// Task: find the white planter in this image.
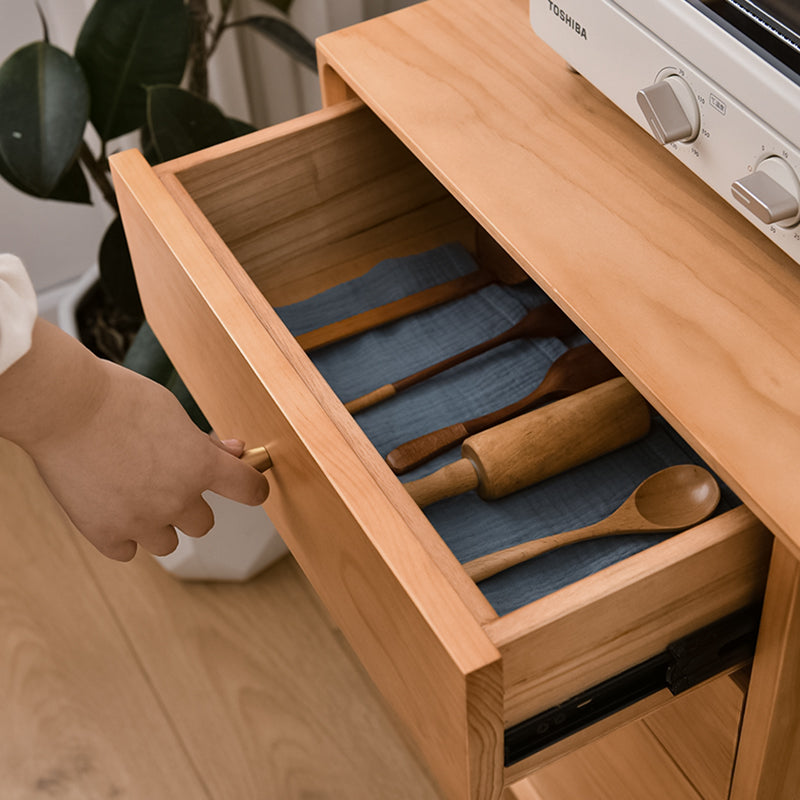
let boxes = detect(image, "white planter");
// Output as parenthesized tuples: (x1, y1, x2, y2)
(157, 491, 288, 581)
(55, 265, 288, 581)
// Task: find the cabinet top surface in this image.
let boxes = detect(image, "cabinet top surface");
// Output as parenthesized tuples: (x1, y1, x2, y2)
(317, 0, 800, 555)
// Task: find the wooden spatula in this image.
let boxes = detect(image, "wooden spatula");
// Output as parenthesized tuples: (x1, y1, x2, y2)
(386, 343, 620, 474)
(345, 303, 577, 413)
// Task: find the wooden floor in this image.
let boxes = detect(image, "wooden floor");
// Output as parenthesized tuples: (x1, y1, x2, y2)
(0, 437, 743, 799)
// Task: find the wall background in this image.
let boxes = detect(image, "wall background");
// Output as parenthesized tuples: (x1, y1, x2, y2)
(0, 0, 418, 299)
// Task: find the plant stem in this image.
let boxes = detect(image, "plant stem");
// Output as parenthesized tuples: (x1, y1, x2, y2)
(187, 0, 211, 99)
(208, 0, 234, 59)
(79, 141, 118, 212)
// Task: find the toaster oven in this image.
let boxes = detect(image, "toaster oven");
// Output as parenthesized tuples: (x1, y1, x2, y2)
(530, 0, 800, 265)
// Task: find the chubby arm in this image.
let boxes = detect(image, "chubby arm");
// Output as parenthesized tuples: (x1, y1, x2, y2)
(0, 318, 269, 561)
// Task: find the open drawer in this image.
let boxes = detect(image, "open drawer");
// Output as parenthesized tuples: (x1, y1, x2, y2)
(110, 98, 772, 800)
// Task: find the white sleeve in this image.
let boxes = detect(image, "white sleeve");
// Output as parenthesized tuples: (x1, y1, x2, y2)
(0, 253, 38, 374)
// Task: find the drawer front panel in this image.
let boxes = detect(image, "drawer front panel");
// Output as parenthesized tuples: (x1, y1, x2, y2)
(488, 504, 771, 728)
(111, 145, 504, 800)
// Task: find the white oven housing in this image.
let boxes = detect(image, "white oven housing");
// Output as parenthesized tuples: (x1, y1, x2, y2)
(530, 0, 800, 264)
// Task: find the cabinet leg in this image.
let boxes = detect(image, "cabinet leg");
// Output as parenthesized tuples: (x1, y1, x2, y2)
(730, 540, 800, 799)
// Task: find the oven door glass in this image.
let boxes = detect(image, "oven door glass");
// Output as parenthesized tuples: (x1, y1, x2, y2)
(690, 0, 800, 80)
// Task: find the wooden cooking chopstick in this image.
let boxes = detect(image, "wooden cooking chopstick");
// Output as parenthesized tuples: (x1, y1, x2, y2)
(296, 270, 494, 352)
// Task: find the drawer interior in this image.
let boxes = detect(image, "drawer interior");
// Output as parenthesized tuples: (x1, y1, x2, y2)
(271, 239, 741, 616)
(171, 99, 480, 307)
(149, 98, 771, 769)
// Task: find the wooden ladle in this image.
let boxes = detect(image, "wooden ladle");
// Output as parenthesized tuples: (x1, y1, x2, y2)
(463, 465, 721, 582)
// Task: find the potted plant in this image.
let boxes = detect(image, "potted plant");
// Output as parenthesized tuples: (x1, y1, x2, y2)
(0, 0, 316, 578)
(0, 0, 314, 402)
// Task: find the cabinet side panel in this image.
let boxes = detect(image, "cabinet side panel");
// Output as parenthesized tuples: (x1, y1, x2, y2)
(731, 541, 800, 800)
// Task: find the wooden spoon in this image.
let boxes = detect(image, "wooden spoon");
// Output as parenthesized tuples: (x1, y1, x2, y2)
(345, 303, 577, 413)
(386, 343, 619, 474)
(463, 465, 721, 582)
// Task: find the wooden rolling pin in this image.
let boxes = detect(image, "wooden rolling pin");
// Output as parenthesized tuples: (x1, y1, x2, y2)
(345, 302, 577, 413)
(404, 377, 651, 508)
(387, 343, 619, 474)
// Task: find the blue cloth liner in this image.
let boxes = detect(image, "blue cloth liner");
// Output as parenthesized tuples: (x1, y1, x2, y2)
(275, 243, 739, 616)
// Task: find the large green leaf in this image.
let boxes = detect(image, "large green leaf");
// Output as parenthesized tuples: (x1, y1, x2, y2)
(0, 151, 90, 204)
(230, 16, 317, 72)
(123, 321, 210, 432)
(146, 86, 247, 162)
(75, 0, 190, 142)
(99, 216, 143, 317)
(225, 117, 258, 138)
(52, 160, 92, 204)
(0, 42, 89, 197)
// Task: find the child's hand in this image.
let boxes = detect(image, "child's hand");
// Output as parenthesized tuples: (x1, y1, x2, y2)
(1, 320, 269, 561)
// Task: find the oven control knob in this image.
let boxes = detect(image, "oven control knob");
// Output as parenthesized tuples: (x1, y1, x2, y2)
(636, 76, 700, 144)
(731, 157, 800, 227)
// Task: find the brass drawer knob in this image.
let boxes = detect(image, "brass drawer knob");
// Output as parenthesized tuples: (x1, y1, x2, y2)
(241, 446, 273, 473)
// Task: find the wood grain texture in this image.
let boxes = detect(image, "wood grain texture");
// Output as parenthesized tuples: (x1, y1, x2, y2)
(460, 377, 648, 500)
(316, 0, 800, 562)
(730, 540, 800, 799)
(511, 674, 743, 800)
(110, 148, 503, 800)
(345, 302, 576, 414)
(76, 527, 443, 799)
(404, 377, 650, 505)
(0, 436, 743, 800)
(152, 144, 500, 629)
(296, 269, 494, 351)
(387, 345, 624, 474)
(466, 465, 721, 582)
(520, 717, 703, 800)
(318, 58, 357, 106)
(645, 676, 744, 800)
(0, 438, 442, 800)
(0, 439, 210, 799)
(110, 3, 792, 792)
(160, 98, 476, 308)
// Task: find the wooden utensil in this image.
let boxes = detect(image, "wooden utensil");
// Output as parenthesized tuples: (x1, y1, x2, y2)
(404, 377, 651, 508)
(387, 343, 620, 474)
(345, 303, 577, 413)
(296, 259, 529, 352)
(463, 465, 720, 582)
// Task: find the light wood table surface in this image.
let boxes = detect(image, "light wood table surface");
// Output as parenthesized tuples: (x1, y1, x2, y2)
(0, 438, 440, 799)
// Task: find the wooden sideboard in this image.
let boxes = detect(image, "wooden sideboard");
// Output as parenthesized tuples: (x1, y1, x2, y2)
(111, 0, 800, 797)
